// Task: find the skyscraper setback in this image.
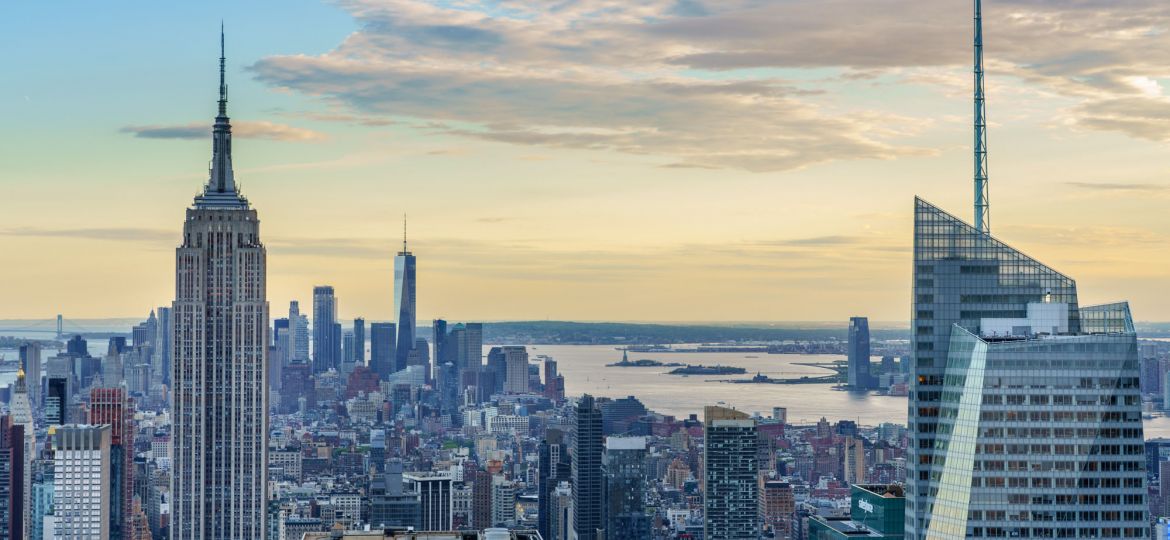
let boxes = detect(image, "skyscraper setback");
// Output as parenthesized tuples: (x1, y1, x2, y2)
(171, 31, 268, 539)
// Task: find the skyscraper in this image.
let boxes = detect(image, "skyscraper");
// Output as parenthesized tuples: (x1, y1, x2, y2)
(353, 317, 366, 365)
(313, 285, 339, 373)
(502, 346, 529, 394)
(393, 226, 417, 373)
(538, 429, 572, 540)
(404, 473, 453, 531)
(88, 388, 135, 539)
(17, 343, 40, 405)
(52, 425, 111, 540)
(846, 316, 871, 390)
(7, 373, 32, 539)
(906, 199, 1148, 538)
(289, 301, 310, 364)
(572, 394, 604, 540)
(154, 306, 172, 387)
(703, 405, 758, 540)
(370, 322, 397, 381)
(171, 31, 268, 539)
(604, 436, 651, 540)
(45, 378, 67, 426)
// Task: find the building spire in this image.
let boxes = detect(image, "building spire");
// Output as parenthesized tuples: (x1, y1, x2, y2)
(219, 21, 228, 117)
(195, 23, 246, 208)
(401, 214, 409, 254)
(973, 0, 990, 233)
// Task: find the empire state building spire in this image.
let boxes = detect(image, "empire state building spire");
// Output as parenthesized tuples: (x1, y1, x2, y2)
(195, 24, 247, 209)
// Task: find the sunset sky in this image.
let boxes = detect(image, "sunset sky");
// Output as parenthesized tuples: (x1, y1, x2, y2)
(4, 0, 1170, 323)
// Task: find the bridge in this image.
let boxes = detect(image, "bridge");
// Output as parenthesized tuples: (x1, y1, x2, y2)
(0, 314, 103, 339)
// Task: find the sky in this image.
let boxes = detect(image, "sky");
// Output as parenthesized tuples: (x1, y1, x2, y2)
(4, 0, 1170, 323)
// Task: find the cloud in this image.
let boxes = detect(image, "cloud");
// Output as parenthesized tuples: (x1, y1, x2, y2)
(248, 0, 937, 173)
(1066, 181, 1170, 192)
(1, 227, 174, 243)
(121, 120, 326, 141)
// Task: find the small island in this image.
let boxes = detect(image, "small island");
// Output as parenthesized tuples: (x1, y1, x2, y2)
(666, 364, 747, 376)
(607, 350, 684, 368)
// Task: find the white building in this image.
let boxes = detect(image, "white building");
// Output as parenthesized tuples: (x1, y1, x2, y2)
(53, 425, 112, 540)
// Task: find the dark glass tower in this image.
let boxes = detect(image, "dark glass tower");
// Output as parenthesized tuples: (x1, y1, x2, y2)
(312, 285, 338, 373)
(538, 428, 571, 540)
(370, 322, 397, 380)
(393, 229, 417, 373)
(907, 199, 1147, 538)
(572, 395, 604, 539)
(847, 316, 871, 389)
(604, 436, 651, 540)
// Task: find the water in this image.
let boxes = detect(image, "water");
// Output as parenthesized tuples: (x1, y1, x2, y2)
(535, 344, 906, 425)
(534, 344, 1170, 438)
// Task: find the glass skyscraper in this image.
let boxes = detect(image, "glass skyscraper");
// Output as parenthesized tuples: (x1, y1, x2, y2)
(907, 198, 1147, 539)
(847, 316, 871, 390)
(394, 237, 417, 374)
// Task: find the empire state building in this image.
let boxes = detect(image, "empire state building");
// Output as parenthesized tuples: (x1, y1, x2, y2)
(172, 30, 269, 539)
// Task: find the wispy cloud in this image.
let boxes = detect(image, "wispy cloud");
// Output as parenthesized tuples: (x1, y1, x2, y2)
(1066, 181, 1170, 192)
(0, 227, 174, 243)
(121, 120, 327, 141)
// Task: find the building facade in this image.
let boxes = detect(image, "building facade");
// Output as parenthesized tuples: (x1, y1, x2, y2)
(907, 199, 1147, 538)
(393, 236, 417, 374)
(572, 395, 604, 540)
(53, 425, 111, 540)
(171, 34, 269, 539)
(847, 316, 871, 390)
(604, 436, 650, 540)
(313, 285, 339, 373)
(703, 405, 758, 540)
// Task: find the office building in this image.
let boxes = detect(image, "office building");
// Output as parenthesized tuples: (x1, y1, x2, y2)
(604, 436, 651, 540)
(289, 301, 310, 364)
(490, 476, 516, 527)
(810, 484, 904, 539)
(88, 388, 135, 539)
(370, 461, 420, 529)
(171, 33, 269, 539)
(761, 480, 794, 538)
(502, 346, 529, 394)
(53, 425, 111, 540)
(8, 372, 33, 538)
(572, 394, 604, 540)
(154, 306, 173, 387)
(371, 322, 397, 380)
(0, 416, 24, 540)
(907, 199, 1148, 538)
(471, 470, 492, 530)
(45, 378, 67, 426)
(394, 230, 417, 373)
(406, 473, 453, 531)
(703, 405, 758, 540)
(842, 436, 865, 485)
(538, 429, 571, 540)
(313, 285, 339, 373)
(17, 343, 40, 405)
(353, 317, 366, 364)
(847, 316, 871, 390)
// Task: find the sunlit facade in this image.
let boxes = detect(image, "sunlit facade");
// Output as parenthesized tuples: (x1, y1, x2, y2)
(908, 198, 1147, 539)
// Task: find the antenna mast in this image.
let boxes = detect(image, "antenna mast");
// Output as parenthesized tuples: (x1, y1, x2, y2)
(973, 0, 990, 233)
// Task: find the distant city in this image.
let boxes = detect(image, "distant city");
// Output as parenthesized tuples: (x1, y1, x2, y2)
(6, 2, 1170, 540)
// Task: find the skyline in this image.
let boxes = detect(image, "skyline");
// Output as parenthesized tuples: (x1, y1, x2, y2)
(7, 1, 1170, 322)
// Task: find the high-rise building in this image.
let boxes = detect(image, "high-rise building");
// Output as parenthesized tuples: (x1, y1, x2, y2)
(45, 378, 67, 426)
(53, 425, 111, 540)
(369, 461, 420, 529)
(810, 484, 904, 539)
(289, 301, 310, 364)
(154, 306, 173, 387)
(760, 480, 794, 538)
(8, 372, 33, 538)
(0, 416, 25, 540)
(405, 473, 452, 531)
(703, 405, 758, 540)
(604, 436, 650, 540)
(393, 229, 417, 374)
(491, 476, 516, 527)
(171, 32, 269, 540)
(353, 318, 366, 365)
(88, 388, 135, 539)
(370, 322, 398, 380)
(846, 316, 871, 390)
(463, 323, 483, 373)
(841, 436, 865, 485)
(907, 199, 1148, 538)
(502, 346, 529, 394)
(471, 470, 493, 530)
(538, 429, 571, 540)
(342, 330, 356, 370)
(313, 285, 339, 373)
(17, 343, 41, 405)
(572, 394, 604, 540)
